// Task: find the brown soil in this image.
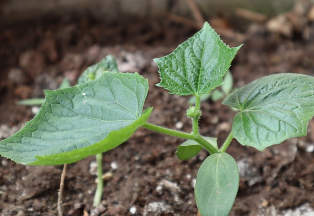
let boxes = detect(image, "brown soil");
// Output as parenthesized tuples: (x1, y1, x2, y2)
(1, 5, 314, 216)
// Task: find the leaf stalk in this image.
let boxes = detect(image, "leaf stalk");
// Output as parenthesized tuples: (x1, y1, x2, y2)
(142, 122, 218, 154)
(93, 153, 103, 206)
(219, 132, 233, 153)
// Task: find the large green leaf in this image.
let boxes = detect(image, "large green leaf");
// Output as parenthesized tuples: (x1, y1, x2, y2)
(0, 72, 150, 165)
(223, 73, 314, 150)
(78, 55, 118, 84)
(195, 153, 239, 216)
(154, 22, 241, 96)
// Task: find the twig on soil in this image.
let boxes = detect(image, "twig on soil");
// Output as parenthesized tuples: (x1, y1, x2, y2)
(164, 12, 201, 29)
(165, 12, 246, 43)
(131, 29, 163, 43)
(235, 8, 268, 22)
(58, 164, 67, 216)
(186, 0, 205, 25)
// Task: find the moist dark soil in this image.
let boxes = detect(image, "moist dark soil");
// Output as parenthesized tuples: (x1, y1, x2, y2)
(1, 8, 314, 216)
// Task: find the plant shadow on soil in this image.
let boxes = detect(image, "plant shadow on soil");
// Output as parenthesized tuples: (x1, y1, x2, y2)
(1, 12, 314, 216)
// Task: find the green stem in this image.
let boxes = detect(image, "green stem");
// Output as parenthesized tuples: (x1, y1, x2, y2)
(142, 123, 218, 154)
(143, 122, 194, 140)
(194, 134, 218, 154)
(192, 117, 199, 135)
(192, 96, 201, 135)
(219, 132, 233, 153)
(93, 153, 103, 206)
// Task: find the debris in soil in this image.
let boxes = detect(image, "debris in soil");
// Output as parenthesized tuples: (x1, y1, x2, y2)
(237, 158, 262, 187)
(7, 68, 28, 85)
(89, 161, 98, 176)
(129, 206, 137, 215)
(17, 166, 61, 200)
(266, 1, 313, 39)
(0, 124, 19, 140)
(143, 202, 174, 216)
(19, 50, 45, 78)
(260, 203, 314, 216)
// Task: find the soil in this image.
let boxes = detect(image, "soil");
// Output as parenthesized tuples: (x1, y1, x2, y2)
(1, 4, 314, 216)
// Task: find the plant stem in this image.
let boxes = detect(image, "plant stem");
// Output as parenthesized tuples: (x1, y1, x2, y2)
(219, 132, 233, 153)
(142, 123, 218, 154)
(143, 122, 194, 140)
(93, 153, 103, 206)
(194, 134, 218, 154)
(192, 95, 201, 135)
(58, 164, 67, 216)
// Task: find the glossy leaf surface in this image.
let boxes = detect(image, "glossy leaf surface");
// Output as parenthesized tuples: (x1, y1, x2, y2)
(195, 153, 239, 216)
(223, 73, 314, 150)
(0, 72, 150, 165)
(154, 22, 241, 96)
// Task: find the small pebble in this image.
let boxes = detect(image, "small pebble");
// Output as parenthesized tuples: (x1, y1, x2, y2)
(31, 107, 40, 115)
(210, 116, 219, 124)
(217, 122, 231, 132)
(156, 185, 163, 193)
(192, 179, 196, 188)
(102, 171, 113, 181)
(175, 121, 183, 129)
(2, 159, 8, 166)
(306, 144, 314, 153)
(130, 206, 137, 214)
(111, 162, 118, 170)
(89, 161, 98, 175)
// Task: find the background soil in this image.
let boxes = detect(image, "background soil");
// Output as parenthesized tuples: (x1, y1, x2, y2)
(1, 2, 314, 216)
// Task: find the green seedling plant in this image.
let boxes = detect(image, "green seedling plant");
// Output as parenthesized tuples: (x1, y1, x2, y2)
(2, 22, 314, 216)
(16, 55, 119, 207)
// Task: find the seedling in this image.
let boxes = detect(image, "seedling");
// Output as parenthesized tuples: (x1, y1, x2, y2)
(2, 22, 314, 216)
(15, 55, 119, 208)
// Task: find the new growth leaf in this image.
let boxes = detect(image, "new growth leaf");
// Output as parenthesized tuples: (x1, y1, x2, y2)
(154, 22, 241, 96)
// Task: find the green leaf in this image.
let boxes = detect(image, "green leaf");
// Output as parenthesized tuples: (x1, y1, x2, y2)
(176, 137, 217, 160)
(17, 98, 46, 106)
(223, 73, 314, 150)
(195, 153, 239, 216)
(78, 55, 118, 84)
(221, 70, 233, 95)
(154, 22, 241, 96)
(0, 72, 150, 165)
(59, 78, 71, 89)
(211, 90, 224, 101)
